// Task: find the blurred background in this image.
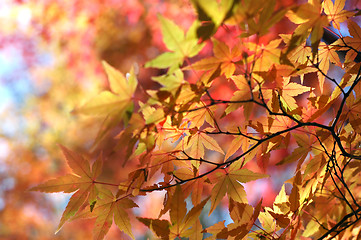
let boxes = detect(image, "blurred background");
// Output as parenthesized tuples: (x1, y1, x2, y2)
(0, 0, 197, 238)
(1, 0, 361, 239)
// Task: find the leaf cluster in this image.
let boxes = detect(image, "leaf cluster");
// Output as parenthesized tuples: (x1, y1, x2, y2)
(31, 0, 361, 239)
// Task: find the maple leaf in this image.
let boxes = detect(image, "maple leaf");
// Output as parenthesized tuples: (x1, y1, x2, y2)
(184, 128, 224, 166)
(139, 102, 165, 125)
(277, 132, 314, 165)
(259, 211, 277, 233)
(74, 61, 137, 116)
(191, 0, 236, 40)
(173, 166, 205, 205)
(280, 34, 312, 65)
(289, 171, 302, 213)
(157, 116, 188, 147)
(267, 115, 294, 134)
(187, 39, 242, 78)
(72, 61, 137, 146)
(228, 199, 254, 226)
(322, 0, 354, 30)
(285, 2, 328, 57)
(30, 145, 103, 233)
(273, 184, 290, 214)
(279, 77, 310, 112)
(72, 188, 138, 240)
(303, 219, 321, 237)
(202, 221, 226, 240)
(225, 74, 254, 116)
(151, 69, 184, 95)
(242, 0, 288, 37)
(24, 0, 361, 239)
(145, 16, 205, 72)
(211, 199, 262, 239)
(258, 185, 293, 231)
(346, 94, 361, 134)
(314, 42, 341, 92)
(148, 151, 175, 184)
(225, 134, 257, 161)
(233, 201, 263, 238)
(138, 186, 208, 239)
(333, 19, 361, 63)
(246, 39, 282, 72)
(209, 167, 269, 214)
(185, 104, 216, 128)
(259, 66, 309, 114)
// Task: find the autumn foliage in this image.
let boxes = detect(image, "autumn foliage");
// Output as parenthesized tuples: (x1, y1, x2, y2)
(27, 0, 361, 239)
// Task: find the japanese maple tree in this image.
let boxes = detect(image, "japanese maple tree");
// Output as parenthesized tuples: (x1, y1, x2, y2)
(31, 0, 361, 239)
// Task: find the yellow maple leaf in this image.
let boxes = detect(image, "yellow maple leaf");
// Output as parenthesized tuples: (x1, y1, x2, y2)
(285, 1, 328, 57)
(185, 128, 224, 161)
(323, 0, 354, 30)
(72, 61, 137, 146)
(74, 61, 137, 116)
(187, 39, 242, 78)
(209, 168, 269, 214)
(279, 77, 310, 112)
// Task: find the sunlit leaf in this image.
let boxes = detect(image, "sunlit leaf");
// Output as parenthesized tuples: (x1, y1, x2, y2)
(31, 146, 103, 233)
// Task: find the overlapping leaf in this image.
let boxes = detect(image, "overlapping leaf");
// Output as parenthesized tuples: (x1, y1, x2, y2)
(242, 0, 288, 37)
(246, 39, 282, 72)
(334, 19, 361, 63)
(187, 39, 242, 78)
(138, 186, 208, 239)
(185, 128, 224, 163)
(225, 75, 253, 116)
(285, 2, 328, 57)
(279, 77, 310, 112)
(191, 0, 236, 40)
(209, 168, 269, 214)
(72, 188, 138, 240)
(185, 104, 216, 128)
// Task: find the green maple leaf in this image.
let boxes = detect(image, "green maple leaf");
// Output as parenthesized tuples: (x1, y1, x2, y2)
(145, 16, 205, 72)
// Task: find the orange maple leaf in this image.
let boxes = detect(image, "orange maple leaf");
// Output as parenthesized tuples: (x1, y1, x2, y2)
(209, 167, 268, 214)
(334, 20, 361, 63)
(30, 145, 103, 233)
(184, 128, 224, 167)
(71, 188, 138, 240)
(138, 186, 208, 239)
(187, 39, 242, 78)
